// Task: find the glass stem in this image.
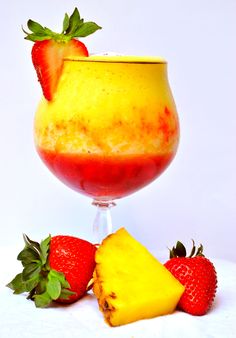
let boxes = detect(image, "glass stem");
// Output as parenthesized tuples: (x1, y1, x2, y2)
(92, 200, 116, 244)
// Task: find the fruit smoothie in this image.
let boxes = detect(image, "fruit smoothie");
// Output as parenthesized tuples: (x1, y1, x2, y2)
(34, 56, 179, 200)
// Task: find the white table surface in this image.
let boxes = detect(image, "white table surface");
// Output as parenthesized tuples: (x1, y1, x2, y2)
(1, 247, 236, 338)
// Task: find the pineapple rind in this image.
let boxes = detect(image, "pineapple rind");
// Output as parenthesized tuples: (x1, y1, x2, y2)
(93, 228, 185, 326)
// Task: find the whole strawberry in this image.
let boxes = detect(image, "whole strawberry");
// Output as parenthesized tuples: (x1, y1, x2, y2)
(7, 234, 96, 307)
(164, 241, 217, 315)
(23, 7, 101, 100)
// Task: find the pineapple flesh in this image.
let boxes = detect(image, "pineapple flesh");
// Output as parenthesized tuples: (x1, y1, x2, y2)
(93, 228, 185, 326)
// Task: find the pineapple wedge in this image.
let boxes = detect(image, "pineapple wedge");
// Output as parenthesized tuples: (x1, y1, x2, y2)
(93, 228, 185, 326)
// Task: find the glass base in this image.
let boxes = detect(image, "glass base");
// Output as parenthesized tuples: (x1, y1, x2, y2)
(92, 200, 116, 244)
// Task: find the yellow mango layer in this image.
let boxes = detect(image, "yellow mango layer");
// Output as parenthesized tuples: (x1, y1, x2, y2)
(34, 56, 179, 155)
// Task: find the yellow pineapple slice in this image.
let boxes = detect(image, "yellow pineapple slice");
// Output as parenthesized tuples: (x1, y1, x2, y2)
(93, 228, 185, 326)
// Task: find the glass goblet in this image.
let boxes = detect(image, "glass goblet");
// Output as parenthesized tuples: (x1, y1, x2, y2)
(34, 55, 179, 242)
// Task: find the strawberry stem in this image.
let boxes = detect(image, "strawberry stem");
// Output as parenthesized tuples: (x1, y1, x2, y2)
(169, 240, 205, 258)
(23, 7, 101, 43)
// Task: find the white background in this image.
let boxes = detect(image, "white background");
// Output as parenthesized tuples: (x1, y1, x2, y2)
(0, 0, 235, 261)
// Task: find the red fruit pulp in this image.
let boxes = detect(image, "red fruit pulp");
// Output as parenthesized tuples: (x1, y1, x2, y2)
(37, 149, 175, 200)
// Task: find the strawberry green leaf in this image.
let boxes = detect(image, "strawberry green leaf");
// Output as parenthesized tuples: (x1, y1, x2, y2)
(169, 241, 187, 258)
(17, 247, 40, 266)
(196, 243, 204, 257)
(23, 234, 41, 254)
(22, 262, 41, 280)
(49, 270, 70, 288)
(43, 27, 56, 37)
(24, 6, 101, 43)
(60, 288, 75, 300)
(6, 273, 27, 294)
(74, 22, 102, 37)
(189, 240, 196, 258)
(40, 235, 51, 265)
(27, 20, 45, 34)
(169, 240, 206, 258)
(25, 276, 40, 292)
(49, 269, 65, 281)
(66, 7, 81, 35)
(24, 33, 51, 42)
(35, 278, 47, 295)
(34, 292, 51, 308)
(46, 277, 61, 300)
(176, 241, 187, 257)
(62, 13, 70, 33)
(170, 248, 175, 258)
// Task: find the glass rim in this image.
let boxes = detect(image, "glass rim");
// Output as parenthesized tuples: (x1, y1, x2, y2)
(64, 55, 167, 64)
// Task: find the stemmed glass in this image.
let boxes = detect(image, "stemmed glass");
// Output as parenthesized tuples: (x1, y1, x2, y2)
(34, 55, 179, 242)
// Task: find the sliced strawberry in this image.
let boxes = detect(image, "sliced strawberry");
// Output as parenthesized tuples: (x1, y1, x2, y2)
(23, 7, 101, 100)
(31, 39, 88, 100)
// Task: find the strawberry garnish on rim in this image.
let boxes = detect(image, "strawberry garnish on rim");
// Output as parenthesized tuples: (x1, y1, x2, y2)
(23, 7, 101, 100)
